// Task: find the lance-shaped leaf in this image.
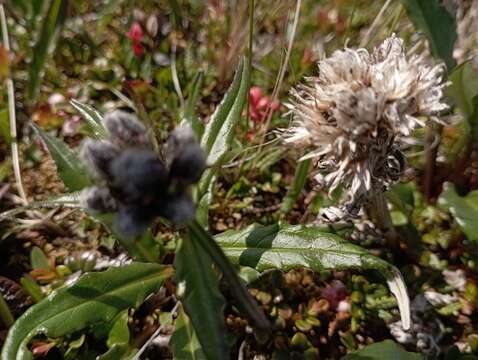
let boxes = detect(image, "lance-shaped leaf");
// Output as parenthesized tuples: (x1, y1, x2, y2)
(70, 99, 108, 139)
(1, 263, 174, 360)
(196, 58, 249, 220)
(174, 237, 229, 360)
(181, 71, 205, 139)
(215, 223, 411, 330)
(27, 0, 68, 102)
(33, 126, 91, 191)
(200, 58, 248, 166)
(400, 0, 456, 70)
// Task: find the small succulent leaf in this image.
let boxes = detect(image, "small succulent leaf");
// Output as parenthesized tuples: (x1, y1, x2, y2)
(400, 0, 456, 70)
(33, 125, 91, 191)
(70, 99, 109, 139)
(170, 305, 207, 360)
(215, 223, 411, 329)
(341, 340, 423, 360)
(1, 263, 174, 360)
(181, 71, 205, 139)
(30, 247, 50, 270)
(20, 277, 44, 303)
(27, 0, 68, 102)
(174, 237, 229, 360)
(438, 182, 478, 242)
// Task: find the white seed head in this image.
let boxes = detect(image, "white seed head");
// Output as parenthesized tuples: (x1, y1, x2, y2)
(283, 35, 449, 209)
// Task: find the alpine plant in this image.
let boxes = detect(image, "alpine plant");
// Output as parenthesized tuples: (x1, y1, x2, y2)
(79, 110, 206, 237)
(283, 35, 449, 220)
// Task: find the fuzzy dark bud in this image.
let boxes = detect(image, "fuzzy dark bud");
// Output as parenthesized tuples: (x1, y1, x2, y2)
(80, 112, 204, 237)
(104, 110, 147, 146)
(160, 193, 195, 225)
(165, 125, 206, 184)
(80, 139, 120, 180)
(114, 205, 152, 238)
(110, 148, 168, 202)
(80, 186, 117, 213)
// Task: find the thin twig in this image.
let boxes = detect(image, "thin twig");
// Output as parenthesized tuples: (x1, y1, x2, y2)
(360, 0, 392, 47)
(0, 4, 28, 205)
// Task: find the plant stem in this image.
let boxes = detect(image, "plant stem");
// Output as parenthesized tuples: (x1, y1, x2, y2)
(187, 219, 271, 334)
(365, 191, 399, 250)
(424, 123, 442, 202)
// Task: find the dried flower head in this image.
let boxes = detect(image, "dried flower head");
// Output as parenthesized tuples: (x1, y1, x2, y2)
(283, 35, 448, 219)
(79, 111, 206, 237)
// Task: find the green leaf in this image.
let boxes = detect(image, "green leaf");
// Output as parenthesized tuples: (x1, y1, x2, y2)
(70, 99, 109, 139)
(448, 61, 478, 117)
(33, 126, 91, 191)
(20, 277, 44, 303)
(0, 293, 14, 328)
(281, 159, 311, 214)
(182, 71, 205, 139)
(438, 182, 478, 242)
(186, 220, 270, 332)
(215, 223, 411, 330)
(195, 172, 216, 228)
(174, 236, 229, 360)
(400, 0, 456, 70)
(30, 246, 50, 270)
(341, 340, 423, 360)
(386, 183, 415, 220)
(1, 263, 174, 360)
(106, 310, 130, 348)
(170, 305, 207, 360)
(200, 57, 249, 166)
(196, 57, 250, 222)
(64, 334, 85, 357)
(27, 0, 68, 102)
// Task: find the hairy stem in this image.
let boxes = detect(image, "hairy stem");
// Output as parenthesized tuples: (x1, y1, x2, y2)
(424, 123, 443, 202)
(366, 191, 399, 250)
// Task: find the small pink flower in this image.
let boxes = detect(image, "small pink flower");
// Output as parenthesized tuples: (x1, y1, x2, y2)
(127, 22, 144, 42)
(248, 86, 280, 123)
(249, 86, 262, 107)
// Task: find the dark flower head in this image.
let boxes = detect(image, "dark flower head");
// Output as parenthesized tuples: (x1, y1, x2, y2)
(164, 125, 206, 185)
(80, 111, 205, 237)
